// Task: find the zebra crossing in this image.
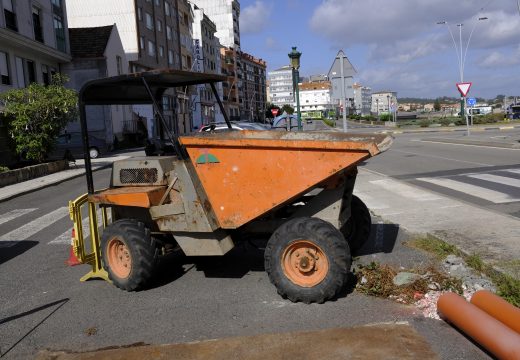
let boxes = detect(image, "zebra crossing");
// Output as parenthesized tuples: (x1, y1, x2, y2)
(0, 206, 104, 248)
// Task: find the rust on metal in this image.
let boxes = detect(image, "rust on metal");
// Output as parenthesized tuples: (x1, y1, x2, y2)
(88, 186, 166, 208)
(282, 240, 329, 287)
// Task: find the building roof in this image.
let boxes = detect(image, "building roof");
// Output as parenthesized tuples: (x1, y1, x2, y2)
(299, 81, 331, 91)
(69, 25, 114, 59)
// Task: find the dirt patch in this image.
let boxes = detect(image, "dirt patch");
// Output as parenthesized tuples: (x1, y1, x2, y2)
(37, 323, 438, 360)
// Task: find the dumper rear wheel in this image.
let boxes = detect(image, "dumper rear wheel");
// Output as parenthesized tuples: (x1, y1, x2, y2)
(341, 195, 371, 254)
(101, 219, 158, 291)
(265, 217, 350, 304)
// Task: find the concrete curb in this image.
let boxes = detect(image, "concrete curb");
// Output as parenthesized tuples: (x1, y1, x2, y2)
(0, 163, 112, 203)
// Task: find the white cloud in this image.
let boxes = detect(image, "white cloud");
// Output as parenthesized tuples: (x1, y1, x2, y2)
(240, 1, 273, 34)
(478, 45, 520, 67)
(309, 0, 520, 62)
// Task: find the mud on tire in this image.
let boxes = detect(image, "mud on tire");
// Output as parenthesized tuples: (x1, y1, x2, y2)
(101, 219, 159, 291)
(264, 217, 351, 304)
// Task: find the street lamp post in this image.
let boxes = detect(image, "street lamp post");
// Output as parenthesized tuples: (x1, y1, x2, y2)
(288, 47, 302, 131)
(376, 98, 379, 121)
(437, 17, 488, 135)
(387, 95, 390, 122)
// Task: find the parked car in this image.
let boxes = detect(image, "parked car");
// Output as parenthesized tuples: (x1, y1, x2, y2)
(199, 121, 271, 132)
(272, 114, 300, 130)
(47, 133, 107, 160)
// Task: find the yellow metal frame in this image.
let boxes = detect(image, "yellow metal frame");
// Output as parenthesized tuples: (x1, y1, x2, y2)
(69, 193, 111, 283)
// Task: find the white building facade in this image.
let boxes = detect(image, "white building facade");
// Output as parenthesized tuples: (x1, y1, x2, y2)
(353, 83, 372, 116)
(190, 0, 240, 49)
(371, 91, 397, 115)
(268, 65, 293, 107)
(299, 81, 331, 115)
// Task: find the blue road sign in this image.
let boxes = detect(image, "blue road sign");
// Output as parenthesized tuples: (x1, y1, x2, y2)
(467, 97, 477, 106)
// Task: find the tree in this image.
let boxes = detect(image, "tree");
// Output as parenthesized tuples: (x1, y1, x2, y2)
(0, 74, 78, 162)
(281, 104, 294, 114)
(434, 98, 441, 112)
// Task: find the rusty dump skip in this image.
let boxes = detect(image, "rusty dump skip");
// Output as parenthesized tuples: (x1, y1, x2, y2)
(180, 131, 392, 229)
(88, 186, 166, 208)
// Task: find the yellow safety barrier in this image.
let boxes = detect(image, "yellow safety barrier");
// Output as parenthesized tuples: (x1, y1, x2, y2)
(69, 193, 111, 283)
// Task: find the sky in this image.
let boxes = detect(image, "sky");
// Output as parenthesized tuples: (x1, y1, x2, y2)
(238, 0, 520, 99)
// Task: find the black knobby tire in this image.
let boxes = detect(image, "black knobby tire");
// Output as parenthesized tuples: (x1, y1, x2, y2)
(264, 217, 351, 304)
(101, 219, 159, 291)
(341, 195, 371, 254)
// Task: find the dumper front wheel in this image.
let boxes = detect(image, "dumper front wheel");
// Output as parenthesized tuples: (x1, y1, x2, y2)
(101, 219, 158, 291)
(341, 195, 371, 254)
(265, 217, 350, 304)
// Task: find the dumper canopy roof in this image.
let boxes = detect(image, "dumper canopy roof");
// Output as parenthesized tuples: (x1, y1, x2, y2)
(80, 68, 227, 105)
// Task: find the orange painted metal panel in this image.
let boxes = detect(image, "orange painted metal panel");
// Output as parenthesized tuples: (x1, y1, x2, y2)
(180, 132, 381, 229)
(88, 186, 166, 208)
(437, 292, 520, 360)
(471, 290, 520, 334)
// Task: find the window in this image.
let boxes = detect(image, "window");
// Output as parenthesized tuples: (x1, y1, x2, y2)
(32, 6, 43, 42)
(0, 51, 10, 85)
(137, 7, 142, 21)
(166, 25, 172, 40)
(154, 0, 159, 6)
(51, 0, 61, 8)
(116, 56, 122, 75)
(159, 45, 164, 57)
(53, 15, 66, 52)
(145, 12, 153, 30)
(156, 19, 162, 32)
(147, 40, 155, 56)
(41, 64, 49, 85)
(3, 0, 17, 31)
(162, 96, 171, 110)
(139, 36, 145, 50)
(168, 50, 173, 65)
(14, 57, 36, 87)
(164, 2, 170, 16)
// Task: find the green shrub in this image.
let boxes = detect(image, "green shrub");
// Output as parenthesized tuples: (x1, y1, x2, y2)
(439, 118, 452, 126)
(379, 113, 392, 122)
(0, 166, 9, 173)
(419, 119, 430, 127)
(323, 118, 335, 127)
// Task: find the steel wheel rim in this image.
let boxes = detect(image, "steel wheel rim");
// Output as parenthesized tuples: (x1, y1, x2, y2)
(282, 240, 329, 287)
(107, 237, 131, 278)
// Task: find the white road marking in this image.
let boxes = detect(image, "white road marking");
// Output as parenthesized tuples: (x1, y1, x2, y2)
(416, 139, 520, 152)
(505, 169, 520, 175)
(416, 177, 520, 204)
(391, 148, 492, 166)
(467, 173, 520, 188)
(0, 208, 37, 226)
(353, 191, 389, 210)
(48, 209, 110, 245)
(370, 179, 442, 201)
(0, 207, 69, 246)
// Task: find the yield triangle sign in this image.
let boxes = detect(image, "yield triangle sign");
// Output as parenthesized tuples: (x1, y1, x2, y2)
(456, 82, 472, 97)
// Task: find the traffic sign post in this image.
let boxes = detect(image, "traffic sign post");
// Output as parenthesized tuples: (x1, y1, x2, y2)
(467, 98, 476, 126)
(456, 82, 472, 136)
(328, 50, 356, 133)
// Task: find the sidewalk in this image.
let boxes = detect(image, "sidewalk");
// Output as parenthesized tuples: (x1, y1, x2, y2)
(0, 149, 144, 202)
(355, 168, 520, 280)
(380, 123, 520, 135)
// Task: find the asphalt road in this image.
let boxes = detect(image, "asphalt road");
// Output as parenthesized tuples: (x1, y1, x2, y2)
(0, 153, 491, 359)
(362, 129, 520, 218)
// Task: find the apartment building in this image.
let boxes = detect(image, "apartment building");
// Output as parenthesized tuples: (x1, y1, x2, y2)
(267, 66, 294, 108)
(353, 83, 372, 116)
(299, 81, 331, 116)
(240, 51, 266, 122)
(191, 0, 245, 118)
(371, 91, 397, 115)
(66, 0, 195, 136)
(0, 0, 71, 165)
(191, 4, 222, 128)
(62, 25, 133, 146)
